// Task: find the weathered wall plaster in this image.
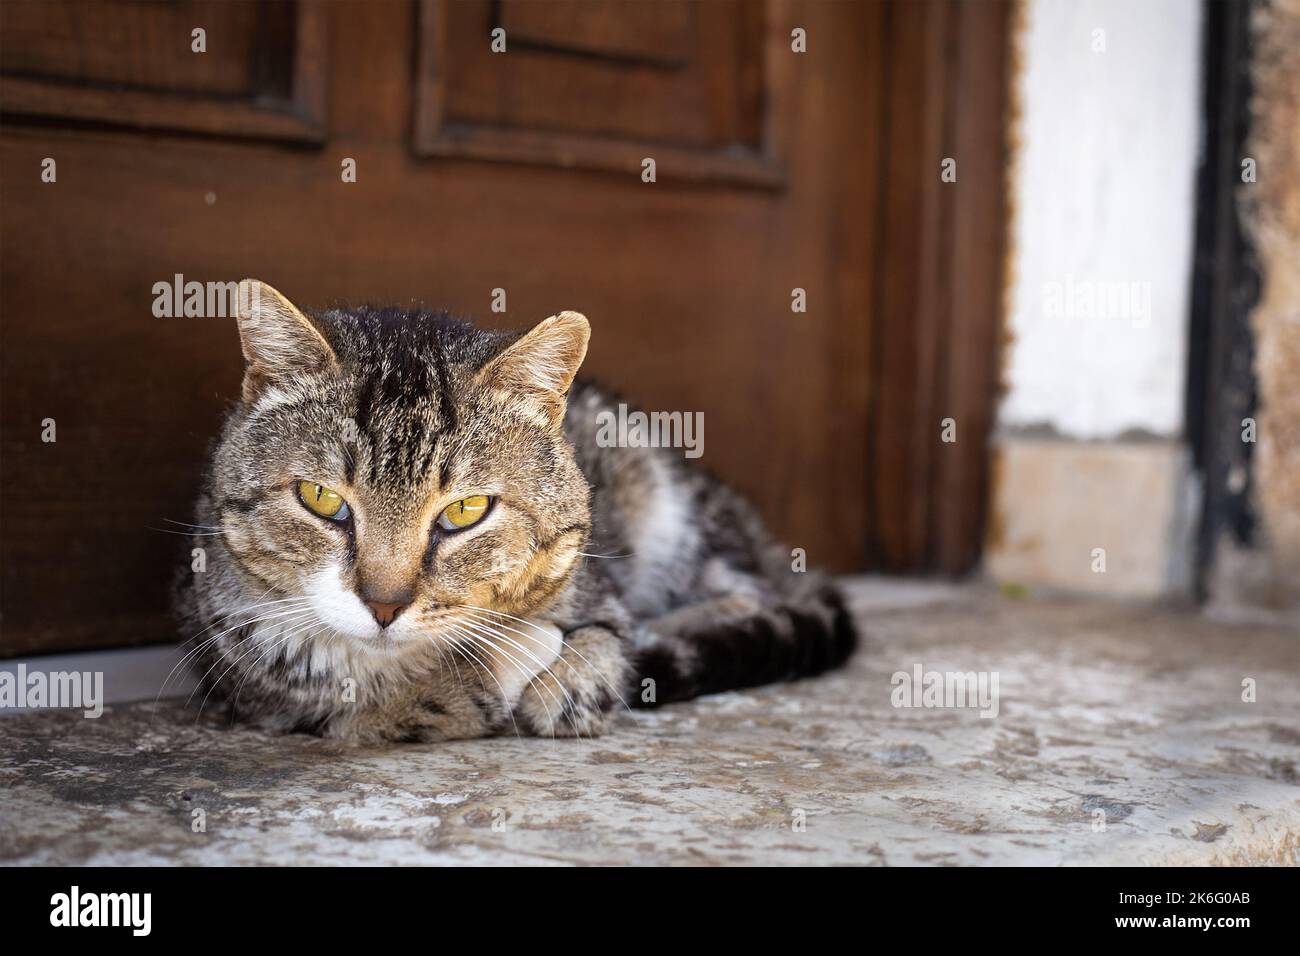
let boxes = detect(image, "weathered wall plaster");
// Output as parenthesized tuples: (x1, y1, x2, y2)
(1219, 0, 1300, 616)
(1000, 0, 1202, 440)
(989, 0, 1203, 596)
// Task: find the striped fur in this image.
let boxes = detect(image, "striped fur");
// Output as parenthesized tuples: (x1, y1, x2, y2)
(175, 281, 857, 743)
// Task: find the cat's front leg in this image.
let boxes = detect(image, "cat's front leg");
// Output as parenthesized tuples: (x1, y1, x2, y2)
(327, 623, 564, 744)
(515, 623, 629, 738)
(325, 680, 499, 744)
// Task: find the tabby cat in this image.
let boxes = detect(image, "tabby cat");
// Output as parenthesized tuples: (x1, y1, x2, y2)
(175, 280, 856, 742)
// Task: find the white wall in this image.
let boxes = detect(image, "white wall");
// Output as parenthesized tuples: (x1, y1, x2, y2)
(1000, 0, 1202, 439)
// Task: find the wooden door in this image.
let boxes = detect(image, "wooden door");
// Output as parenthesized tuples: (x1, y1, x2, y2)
(0, 0, 1008, 657)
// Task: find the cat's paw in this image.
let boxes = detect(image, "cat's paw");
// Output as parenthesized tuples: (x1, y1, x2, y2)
(517, 673, 610, 738)
(514, 624, 626, 738)
(334, 692, 494, 744)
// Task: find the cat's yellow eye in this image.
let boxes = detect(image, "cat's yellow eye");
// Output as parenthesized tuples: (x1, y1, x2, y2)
(437, 495, 491, 532)
(297, 481, 351, 521)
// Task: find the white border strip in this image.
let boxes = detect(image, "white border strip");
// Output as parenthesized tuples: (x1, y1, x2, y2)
(0, 645, 196, 715)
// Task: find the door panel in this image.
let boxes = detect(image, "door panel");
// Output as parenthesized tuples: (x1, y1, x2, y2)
(0, 0, 327, 142)
(415, 0, 777, 185)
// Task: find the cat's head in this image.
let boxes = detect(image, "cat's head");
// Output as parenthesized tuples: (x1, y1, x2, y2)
(208, 279, 591, 654)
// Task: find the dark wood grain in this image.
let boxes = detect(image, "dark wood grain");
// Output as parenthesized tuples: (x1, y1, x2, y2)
(0, 0, 327, 143)
(932, 0, 1010, 574)
(867, 0, 1011, 575)
(414, 0, 779, 186)
(499, 0, 695, 65)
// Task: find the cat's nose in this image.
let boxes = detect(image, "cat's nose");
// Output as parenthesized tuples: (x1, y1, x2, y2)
(363, 599, 408, 628)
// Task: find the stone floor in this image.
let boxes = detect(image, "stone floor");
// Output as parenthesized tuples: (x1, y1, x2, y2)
(1, 581, 1297, 865)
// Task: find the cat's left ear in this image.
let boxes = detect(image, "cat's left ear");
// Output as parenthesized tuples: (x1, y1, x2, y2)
(235, 279, 337, 403)
(479, 311, 589, 424)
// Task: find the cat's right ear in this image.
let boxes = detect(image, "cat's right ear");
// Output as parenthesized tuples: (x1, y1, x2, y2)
(235, 279, 337, 403)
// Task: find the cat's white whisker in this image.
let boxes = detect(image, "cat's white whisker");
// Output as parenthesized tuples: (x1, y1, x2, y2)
(430, 630, 453, 680)
(454, 625, 568, 737)
(198, 611, 323, 720)
(457, 607, 623, 719)
(178, 596, 308, 652)
(429, 624, 473, 697)
(189, 608, 317, 712)
(187, 608, 317, 713)
(456, 605, 633, 716)
(448, 642, 493, 704)
(452, 616, 577, 732)
(442, 626, 525, 740)
(155, 597, 310, 708)
(460, 629, 571, 741)
(429, 624, 467, 691)
(230, 619, 326, 716)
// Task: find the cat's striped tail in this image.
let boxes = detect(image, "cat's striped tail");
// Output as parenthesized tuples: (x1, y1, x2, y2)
(627, 578, 858, 706)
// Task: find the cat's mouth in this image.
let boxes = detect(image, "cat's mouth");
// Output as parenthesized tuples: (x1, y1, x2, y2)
(326, 605, 472, 656)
